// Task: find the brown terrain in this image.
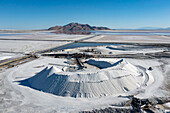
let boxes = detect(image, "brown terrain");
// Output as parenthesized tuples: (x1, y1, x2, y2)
(48, 23, 111, 34)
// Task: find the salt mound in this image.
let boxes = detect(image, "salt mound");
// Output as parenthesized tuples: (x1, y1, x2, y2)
(18, 59, 143, 98)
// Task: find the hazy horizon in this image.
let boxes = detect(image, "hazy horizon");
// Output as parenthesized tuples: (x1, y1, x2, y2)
(0, 25, 170, 30)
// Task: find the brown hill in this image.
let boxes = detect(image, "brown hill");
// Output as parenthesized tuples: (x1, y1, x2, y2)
(48, 23, 111, 31)
(48, 23, 111, 34)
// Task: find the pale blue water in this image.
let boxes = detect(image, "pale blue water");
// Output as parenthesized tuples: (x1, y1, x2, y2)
(0, 33, 31, 36)
(151, 33, 170, 35)
(91, 31, 170, 36)
(60, 42, 120, 50)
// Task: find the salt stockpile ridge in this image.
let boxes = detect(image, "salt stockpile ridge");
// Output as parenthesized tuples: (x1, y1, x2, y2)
(18, 59, 145, 98)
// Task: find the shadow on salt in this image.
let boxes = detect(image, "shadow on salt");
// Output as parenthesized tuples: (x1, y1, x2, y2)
(87, 59, 123, 69)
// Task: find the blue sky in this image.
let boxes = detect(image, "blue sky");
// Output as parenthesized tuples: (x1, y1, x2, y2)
(0, 0, 170, 29)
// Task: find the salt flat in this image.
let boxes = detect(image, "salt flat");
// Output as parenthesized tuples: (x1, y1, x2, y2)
(0, 32, 90, 61)
(83, 35, 170, 44)
(0, 53, 23, 61)
(0, 33, 92, 41)
(0, 40, 68, 53)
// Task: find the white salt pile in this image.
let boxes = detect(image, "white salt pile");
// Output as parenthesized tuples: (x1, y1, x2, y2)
(19, 59, 145, 98)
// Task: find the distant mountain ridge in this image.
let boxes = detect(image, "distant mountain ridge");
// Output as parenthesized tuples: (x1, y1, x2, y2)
(48, 23, 110, 34)
(137, 27, 170, 30)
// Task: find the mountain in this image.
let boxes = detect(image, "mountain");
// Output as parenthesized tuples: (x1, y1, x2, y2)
(48, 23, 111, 34)
(48, 22, 111, 31)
